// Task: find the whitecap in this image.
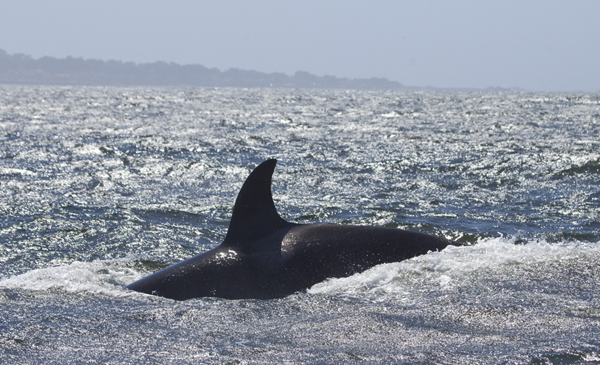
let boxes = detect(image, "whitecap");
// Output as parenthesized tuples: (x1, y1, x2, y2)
(308, 237, 600, 298)
(0, 259, 146, 297)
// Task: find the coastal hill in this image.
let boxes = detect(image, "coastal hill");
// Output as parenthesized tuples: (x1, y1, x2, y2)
(0, 48, 404, 89)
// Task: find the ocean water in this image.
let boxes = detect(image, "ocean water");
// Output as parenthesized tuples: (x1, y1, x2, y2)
(1, 86, 599, 364)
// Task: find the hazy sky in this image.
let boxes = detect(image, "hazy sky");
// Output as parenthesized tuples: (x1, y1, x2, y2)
(1, 1, 599, 92)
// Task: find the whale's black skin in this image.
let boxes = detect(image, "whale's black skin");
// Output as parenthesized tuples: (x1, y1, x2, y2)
(126, 159, 457, 300)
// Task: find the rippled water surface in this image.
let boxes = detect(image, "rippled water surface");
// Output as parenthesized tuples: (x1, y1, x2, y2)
(1, 86, 599, 363)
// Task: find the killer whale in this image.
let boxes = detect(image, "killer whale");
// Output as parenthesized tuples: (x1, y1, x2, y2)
(126, 159, 457, 300)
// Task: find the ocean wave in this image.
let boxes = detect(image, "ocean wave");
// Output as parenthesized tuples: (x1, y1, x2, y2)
(3, 237, 599, 301)
(0, 258, 145, 297)
(308, 237, 600, 298)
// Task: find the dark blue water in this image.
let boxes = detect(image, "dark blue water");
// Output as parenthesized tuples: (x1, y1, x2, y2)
(1, 86, 599, 363)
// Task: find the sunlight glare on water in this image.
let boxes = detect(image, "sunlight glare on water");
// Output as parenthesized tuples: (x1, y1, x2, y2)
(1, 86, 599, 363)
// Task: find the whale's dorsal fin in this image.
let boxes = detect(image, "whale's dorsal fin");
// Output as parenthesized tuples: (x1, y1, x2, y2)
(222, 159, 292, 254)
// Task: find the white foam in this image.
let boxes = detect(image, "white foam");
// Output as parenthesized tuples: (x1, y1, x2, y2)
(74, 144, 103, 155)
(2, 238, 599, 300)
(0, 167, 37, 176)
(308, 237, 600, 297)
(0, 259, 145, 297)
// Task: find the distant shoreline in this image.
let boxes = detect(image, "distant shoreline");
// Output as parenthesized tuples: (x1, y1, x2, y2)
(0, 48, 406, 90)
